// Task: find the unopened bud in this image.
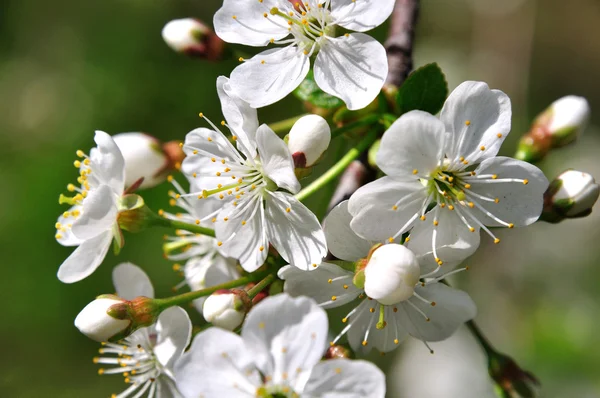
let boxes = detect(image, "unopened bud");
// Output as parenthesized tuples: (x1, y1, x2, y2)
(203, 289, 251, 331)
(489, 351, 540, 398)
(288, 115, 331, 169)
(364, 244, 420, 305)
(74, 295, 161, 342)
(113, 133, 183, 190)
(516, 96, 590, 163)
(161, 18, 224, 60)
(325, 344, 355, 360)
(544, 96, 590, 147)
(541, 170, 600, 223)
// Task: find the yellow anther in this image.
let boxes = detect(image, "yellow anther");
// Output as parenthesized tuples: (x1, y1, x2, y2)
(448, 205, 455, 210)
(199, 112, 204, 117)
(480, 146, 486, 151)
(492, 174, 498, 179)
(55, 234, 63, 240)
(468, 202, 474, 208)
(312, 263, 317, 268)
(263, 12, 268, 17)
(494, 198, 500, 203)
(342, 317, 348, 323)
(259, 246, 264, 251)
(232, 15, 237, 19)
(433, 220, 439, 226)
(494, 238, 500, 244)
(343, 284, 348, 289)
(459, 156, 465, 162)
(523, 179, 529, 185)
(420, 215, 426, 221)
(508, 223, 514, 228)
(207, 137, 213, 142)
(412, 169, 418, 175)
(195, 219, 200, 225)
(192, 172, 197, 178)
(286, 207, 291, 213)
(464, 183, 471, 189)
(327, 278, 332, 284)
(392, 205, 398, 211)
(238, 57, 244, 62)
(369, 308, 375, 313)
(388, 237, 394, 243)
(469, 227, 475, 232)
(216, 172, 221, 177)
(73, 160, 81, 168)
(362, 341, 368, 346)
(394, 339, 399, 344)
(232, 136, 238, 141)
(224, 217, 229, 222)
(76, 150, 85, 157)
(497, 133, 503, 138)
(331, 296, 337, 301)
(465, 120, 471, 126)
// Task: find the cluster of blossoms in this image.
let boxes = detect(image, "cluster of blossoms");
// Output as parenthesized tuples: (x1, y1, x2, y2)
(53, 1, 597, 397)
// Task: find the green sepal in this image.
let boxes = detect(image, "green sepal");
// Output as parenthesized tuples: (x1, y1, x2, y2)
(396, 63, 448, 115)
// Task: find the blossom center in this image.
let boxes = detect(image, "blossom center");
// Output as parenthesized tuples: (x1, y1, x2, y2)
(256, 385, 299, 398)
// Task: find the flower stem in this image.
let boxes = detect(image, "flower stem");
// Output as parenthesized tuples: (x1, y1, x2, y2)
(155, 270, 270, 309)
(295, 129, 379, 202)
(158, 216, 216, 238)
(466, 319, 497, 355)
(247, 273, 277, 299)
(269, 114, 308, 135)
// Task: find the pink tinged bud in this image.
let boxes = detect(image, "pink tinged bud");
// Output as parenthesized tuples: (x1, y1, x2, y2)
(74, 297, 130, 342)
(288, 115, 331, 168)
(161, 18, 224, 60)
(113, 133, 169, 190)
(202, 289, 251, 331)
(364, 244, 420, 305)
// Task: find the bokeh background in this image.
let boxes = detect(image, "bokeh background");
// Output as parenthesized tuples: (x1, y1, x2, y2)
(2, 0, 600, 396)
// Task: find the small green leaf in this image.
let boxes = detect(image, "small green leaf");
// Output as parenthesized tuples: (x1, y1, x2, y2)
(294, 70, 344, 109)
(396, 63, 448, 115)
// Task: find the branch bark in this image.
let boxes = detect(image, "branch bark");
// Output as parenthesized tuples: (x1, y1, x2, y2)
(327, 0, 420, 210)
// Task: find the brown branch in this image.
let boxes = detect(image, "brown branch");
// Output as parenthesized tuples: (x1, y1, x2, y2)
(327, 0, 420, 211)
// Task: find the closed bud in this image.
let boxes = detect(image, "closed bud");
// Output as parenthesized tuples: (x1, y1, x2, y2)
(288, 115, 331, 169)
(75, 296, 130, 342)
(75, 295, 162, 343)
(363, 244, 420, 305)
(161, 18, 224, 60)
(541, 169, 600, 223)
(203, 289, 251, 331)
(543, 96, 590, 147)
(113, 133, 184, 190)
(516, 96, 590, 163)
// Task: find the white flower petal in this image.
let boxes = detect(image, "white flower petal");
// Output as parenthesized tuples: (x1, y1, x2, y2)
(324, 201, 372, 262)
(183, 127, 244, 165)
(398, 283, 476, 342)
(154, 306, 193, 370)
(314, 33, 387, 111)
(213, 0, 289, 46)
(229, 47, 310, 108)
(215, 196, 269, 272)
(278, 263, 360, 309)
(376, 111, 446, 179)
(112, 132, 167, 189)
(302, 359, 386, 398)
(346, 300, 409, 354)
(217, 76, 259, 159)
(330, 0, 395, 32)
(468, 157, 548, 227)
(256, 125, 300, 194)
(407, 207, 481, 274)
(57, 230, 113, 283)
(175, 328, 260, 397)
(348, 177, 426, 242)
(91, 130, 126, 195)
(155, 377, 180, 398)
(265, 191, 327, 270)
(441, 81, 511, 166)
(112, 262, 155, 300)
(242, 294, 328, 390)
(71, 184, 117, 241)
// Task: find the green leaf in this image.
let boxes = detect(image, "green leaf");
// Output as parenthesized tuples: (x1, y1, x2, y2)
(396, 63, 448, 115)
(293, 70, 344, 109)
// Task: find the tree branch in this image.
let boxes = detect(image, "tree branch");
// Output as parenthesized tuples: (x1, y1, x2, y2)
(327, 0, 420, 210)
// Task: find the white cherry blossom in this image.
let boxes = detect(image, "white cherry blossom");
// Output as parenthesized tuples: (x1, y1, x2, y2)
(55, 130, 127, 283)
(213, 0, 393, 110)
(175, 294, 386, 397)
(349, 81, 549, 271)
(279, 201, 477, 354)
(181, 77, 327, 272)
(94, 263, 192, 398)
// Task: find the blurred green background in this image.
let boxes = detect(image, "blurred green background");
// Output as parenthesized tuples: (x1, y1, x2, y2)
(2, 0, 600, 396)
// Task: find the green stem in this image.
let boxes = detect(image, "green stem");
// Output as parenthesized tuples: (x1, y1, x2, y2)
(295, 129, 379, 202)
(247, 273, 277, 299)
(269, 114, 308, 135)
(155, 270, 270, 309)
(466, 320, 497, 356)
(330, 114, 381, 140)
(158, 216, 216, 238)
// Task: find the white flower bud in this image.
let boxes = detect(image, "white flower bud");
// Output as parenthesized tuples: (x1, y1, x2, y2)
(288, 115, 331, 168)
(161, 18, 223, 59)
(74, 297, 130, 342)
(113, 133, 169, 190)
(202, 289, 250, 331)
(545, 96, 590, 146)
(364, 244, 420, 305)
(552, 170, 599, 217)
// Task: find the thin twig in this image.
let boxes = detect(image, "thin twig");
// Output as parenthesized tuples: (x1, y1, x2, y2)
(327, 0, 420, 210)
